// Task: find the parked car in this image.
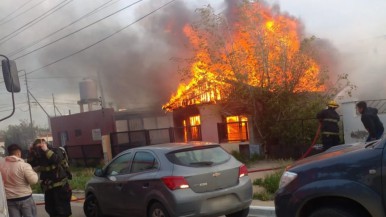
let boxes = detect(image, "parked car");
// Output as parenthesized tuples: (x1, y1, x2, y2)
(275, 138, 386, 217)
(83, 142, 252, 217)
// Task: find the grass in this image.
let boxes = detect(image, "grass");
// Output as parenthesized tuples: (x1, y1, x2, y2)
(230, 150, 291, 201)
(32, 166, 95, 193)
(252, 169, 284, 201)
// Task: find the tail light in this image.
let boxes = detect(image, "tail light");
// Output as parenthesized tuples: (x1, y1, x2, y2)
(239, 164, 248, 178)
(161, 176, 190, 190)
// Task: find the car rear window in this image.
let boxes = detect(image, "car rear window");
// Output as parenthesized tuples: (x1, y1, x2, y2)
(167, 146, 231, 167)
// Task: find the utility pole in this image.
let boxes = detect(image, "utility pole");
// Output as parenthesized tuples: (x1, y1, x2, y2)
(20, 70, 33, 127)
(52, 93, 56, 116)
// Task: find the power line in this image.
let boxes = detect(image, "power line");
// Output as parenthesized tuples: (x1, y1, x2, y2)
(0, 0, 49, 27)
(14, 0, 146, 61)
(0, 0, 32, 24)
(8, 0, 120, 57)
(24, 0, 177, 75)
(0, 0, 73, 46)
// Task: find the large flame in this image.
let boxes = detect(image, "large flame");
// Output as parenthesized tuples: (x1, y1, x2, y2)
(163, 2, 324, 111)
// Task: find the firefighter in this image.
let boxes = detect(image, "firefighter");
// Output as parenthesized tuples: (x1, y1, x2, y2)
(27, 139, 72, 217)
(316, 100, 341, 151)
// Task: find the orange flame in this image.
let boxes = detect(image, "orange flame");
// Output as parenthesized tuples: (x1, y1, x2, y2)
(163, 2, 324, 111)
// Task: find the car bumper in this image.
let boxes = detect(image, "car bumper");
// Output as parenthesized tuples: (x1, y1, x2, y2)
(167, 176, 252, 217)
(274, 189, 298, 217)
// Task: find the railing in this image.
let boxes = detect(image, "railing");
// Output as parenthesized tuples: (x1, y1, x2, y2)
(64, 144, 103, 167)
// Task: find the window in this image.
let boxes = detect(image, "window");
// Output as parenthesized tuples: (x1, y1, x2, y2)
(131, 152, 158, 173)
(75, 129, 82, 137)
(105, 152, 133, 176)
(167, 146, 230, 167)
(58, 131, 69, 147)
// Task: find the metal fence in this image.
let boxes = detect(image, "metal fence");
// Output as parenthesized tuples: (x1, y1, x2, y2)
(64, 144, 103, 166)
(110, 126, 202, 157)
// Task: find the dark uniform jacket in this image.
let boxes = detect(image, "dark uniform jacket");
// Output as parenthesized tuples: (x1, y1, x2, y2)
(361, 107, 384, 139)
(317, 108, 340, 134)
(27, 148, 68, 187)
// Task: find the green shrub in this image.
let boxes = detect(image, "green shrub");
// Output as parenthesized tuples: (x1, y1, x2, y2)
(253, 191, 273, 201)
(253, 169, 284, 200)
(32, 166, 95, 193)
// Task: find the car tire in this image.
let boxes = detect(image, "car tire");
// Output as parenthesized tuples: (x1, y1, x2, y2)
(226, 207, 249, 217)
(83, 194, 103, 217)
(309, 207, 362, 217)
(148, 202, 170, 217)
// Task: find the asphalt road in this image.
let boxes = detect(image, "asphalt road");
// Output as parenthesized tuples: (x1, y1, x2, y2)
(36, 202, 276, 217)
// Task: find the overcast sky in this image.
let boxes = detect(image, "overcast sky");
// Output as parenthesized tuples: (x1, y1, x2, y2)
(0, 0, 385, 130)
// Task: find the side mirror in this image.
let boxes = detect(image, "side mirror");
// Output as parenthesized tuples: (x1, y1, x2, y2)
(94, 168, 104, 177)
(2, 59, 20, 93)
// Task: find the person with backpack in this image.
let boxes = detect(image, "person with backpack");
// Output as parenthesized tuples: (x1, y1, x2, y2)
(356, 101, 384, 142)
(27, 139, 72, 217)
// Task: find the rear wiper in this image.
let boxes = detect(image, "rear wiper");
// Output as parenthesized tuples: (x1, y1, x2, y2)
(190, 161, 214, 166)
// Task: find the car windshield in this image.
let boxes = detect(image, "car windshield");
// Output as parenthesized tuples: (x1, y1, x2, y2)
(167, 146, 230, 167)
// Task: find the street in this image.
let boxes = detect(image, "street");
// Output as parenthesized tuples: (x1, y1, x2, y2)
(36, 200, 275, 217)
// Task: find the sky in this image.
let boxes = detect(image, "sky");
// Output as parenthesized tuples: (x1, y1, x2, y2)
(0, 0, 385, 130)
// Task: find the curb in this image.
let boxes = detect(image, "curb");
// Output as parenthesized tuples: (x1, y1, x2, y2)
(249, 206, 276, 217)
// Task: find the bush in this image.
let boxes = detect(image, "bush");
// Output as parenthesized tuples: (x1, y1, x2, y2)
(32, 166, 95, 193)
(253, 169, 284, 201)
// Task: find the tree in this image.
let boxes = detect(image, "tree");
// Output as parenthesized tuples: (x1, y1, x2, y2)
(164, 1, 355, 158)
(2, 120, 38, 151)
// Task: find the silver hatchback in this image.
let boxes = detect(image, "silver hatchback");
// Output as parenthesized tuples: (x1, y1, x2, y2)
(83, 142, 252, 217)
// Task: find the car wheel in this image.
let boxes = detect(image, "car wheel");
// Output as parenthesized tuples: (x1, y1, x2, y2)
(83, 194, 103, 217)
(226, 207, 249, 217)
(148, 202, 169, 217)
(309, 207, 362, 217)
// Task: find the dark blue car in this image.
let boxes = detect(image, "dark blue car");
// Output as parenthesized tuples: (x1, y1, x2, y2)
(275, 138, 386, 217)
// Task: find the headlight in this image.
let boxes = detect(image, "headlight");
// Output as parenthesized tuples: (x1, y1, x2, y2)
(278, 171, 297, 189)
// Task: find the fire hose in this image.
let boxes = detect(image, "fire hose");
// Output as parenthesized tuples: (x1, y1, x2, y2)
(300, 123, 321, 159)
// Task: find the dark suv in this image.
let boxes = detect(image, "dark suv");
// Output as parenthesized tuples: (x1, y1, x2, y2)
(275, 138, 386, 217)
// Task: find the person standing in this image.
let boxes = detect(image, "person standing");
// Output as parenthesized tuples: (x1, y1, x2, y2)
(316, 100, 341, 151)
(356, 101, 384, 142)
(0, 144, 38, 217)
(27, 139, 72, 217)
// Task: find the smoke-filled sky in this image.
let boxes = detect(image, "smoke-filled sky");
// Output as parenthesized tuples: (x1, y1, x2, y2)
(0, 0, 385, 130)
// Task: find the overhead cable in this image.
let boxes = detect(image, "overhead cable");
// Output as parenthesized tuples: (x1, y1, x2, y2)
(8, 0, 119, 57)
(14, 0, 145, 60)
(0, 0, 73, 46)
(25, 0, 177, 75)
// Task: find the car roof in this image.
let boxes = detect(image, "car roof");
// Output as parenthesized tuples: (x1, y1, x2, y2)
(128, 141, 220, 153)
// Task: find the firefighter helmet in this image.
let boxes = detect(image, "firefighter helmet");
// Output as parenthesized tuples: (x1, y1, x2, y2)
(327, 100, 339, 108)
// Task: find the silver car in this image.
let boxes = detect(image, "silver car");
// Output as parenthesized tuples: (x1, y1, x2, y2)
(83, 142, 252, 217)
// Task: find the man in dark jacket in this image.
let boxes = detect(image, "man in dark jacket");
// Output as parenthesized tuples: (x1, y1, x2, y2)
(28, 139, 72, 217)
(317, 100, 341, 151)
(356, 101, 384, 142)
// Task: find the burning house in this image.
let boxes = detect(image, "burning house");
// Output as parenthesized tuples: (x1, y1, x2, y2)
(162, 1, 325, 154)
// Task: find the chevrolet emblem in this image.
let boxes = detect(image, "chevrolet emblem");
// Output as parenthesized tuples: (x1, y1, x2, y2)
(212, 172, 221, 177)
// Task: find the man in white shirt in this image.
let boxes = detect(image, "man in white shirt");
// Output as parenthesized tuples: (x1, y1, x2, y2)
(0, 144, 38, 217)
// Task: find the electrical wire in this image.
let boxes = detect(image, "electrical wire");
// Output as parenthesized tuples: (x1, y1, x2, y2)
(13, 0, 146, 61)
(0, 0, 32, 24)
(0, 0, 49, 27)
(0, 0, 73, 46)
(8, 0, 120, 57)
(22, 0, 177, 75)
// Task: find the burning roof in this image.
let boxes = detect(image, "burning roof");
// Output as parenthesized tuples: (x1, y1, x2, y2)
(163, 1, 325, 112)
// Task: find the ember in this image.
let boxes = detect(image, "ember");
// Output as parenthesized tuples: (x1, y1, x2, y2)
(163, 1, 324, 111)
